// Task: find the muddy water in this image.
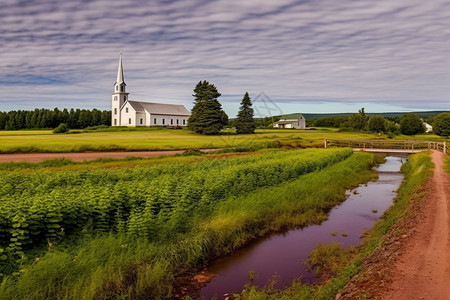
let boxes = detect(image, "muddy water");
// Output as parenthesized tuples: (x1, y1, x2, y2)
(200, 156, 405, 299)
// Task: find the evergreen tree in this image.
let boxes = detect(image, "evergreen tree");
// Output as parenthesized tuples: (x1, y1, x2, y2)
(188, 80, 225, 135)
(235, 92, 255, 134)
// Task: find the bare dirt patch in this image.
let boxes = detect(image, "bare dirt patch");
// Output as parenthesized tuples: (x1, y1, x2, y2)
(0, 149, 218, 163)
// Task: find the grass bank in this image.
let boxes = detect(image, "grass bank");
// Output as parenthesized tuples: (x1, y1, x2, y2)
(237, 151, 434, 299)
(0, 150, 376, 299)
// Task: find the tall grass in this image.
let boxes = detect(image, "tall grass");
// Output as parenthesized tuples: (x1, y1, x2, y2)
(0, 151, 376, 299)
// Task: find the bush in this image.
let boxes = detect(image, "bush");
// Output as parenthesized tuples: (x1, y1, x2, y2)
(433, 112, 450, 137)
(399, 114, 425, 135)
(53, 123, 69, 134)
(368, 116, 386, 133)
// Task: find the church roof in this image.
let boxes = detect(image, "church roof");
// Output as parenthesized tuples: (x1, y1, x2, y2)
(126, 100, 191, 116)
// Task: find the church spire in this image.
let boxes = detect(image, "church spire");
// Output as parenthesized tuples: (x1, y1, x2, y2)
(116, 52, 125, 85)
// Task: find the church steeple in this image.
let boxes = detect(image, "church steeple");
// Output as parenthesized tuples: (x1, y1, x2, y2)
(116, 52, 125, 85)
(112, 53, 129, 126)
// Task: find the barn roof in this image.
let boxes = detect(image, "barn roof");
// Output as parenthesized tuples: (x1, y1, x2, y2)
(126, 100, 191, 116)
(278, 113, 304, 120)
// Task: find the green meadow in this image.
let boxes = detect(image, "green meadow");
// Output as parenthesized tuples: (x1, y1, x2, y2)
(0, 148, 379, 299)
(0, 128, 447, 153)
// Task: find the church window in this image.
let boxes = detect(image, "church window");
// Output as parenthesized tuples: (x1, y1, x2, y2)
(140, 118, 143, 125)
(129, 118, 131, 124)
(177, 119, 179, 125)
(114, 119, 117, 125)
(126, 107, 129, 113)
(154, 118, 156, 125)
(162, 119, 165, 125)
(171, 119, 173, 125)
(120, 86, 124, 92)
(183, 119, 186, 125)
(114, 108, 117, 115)
(116, 86, 118, 91)
(114, 96, 117, 101)
(124, 96, 126, 101)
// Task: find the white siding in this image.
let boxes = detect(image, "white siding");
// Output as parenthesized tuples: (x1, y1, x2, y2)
(120, 103, 136, 126)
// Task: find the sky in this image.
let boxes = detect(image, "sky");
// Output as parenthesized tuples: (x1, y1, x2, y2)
(1, 0, 449, 117)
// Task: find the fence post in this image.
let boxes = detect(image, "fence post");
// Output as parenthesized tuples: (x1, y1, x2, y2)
(324, 138, 327, 149)
(444, 142, 446, 154)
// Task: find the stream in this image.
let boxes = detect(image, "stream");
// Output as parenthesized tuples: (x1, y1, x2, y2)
(200, 156, 405, 299)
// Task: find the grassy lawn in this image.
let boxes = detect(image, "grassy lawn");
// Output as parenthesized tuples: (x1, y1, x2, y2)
(1, 127, 446, 154)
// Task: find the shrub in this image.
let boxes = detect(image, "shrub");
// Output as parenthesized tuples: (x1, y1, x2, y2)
(433, 112, 450, 137)
(53, 123, 69, 134)
(399, 114, 425, 135)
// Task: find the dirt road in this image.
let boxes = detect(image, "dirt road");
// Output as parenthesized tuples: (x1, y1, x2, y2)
(0, 149, 218, 163)
(381, 150, 450, 300)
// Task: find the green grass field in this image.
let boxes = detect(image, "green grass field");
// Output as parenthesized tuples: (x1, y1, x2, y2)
(1, 128, 447, 154)
(0, 148, 377, 299)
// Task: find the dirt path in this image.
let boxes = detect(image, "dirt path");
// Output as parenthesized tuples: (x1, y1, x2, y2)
(0, 149, 218, 162)
(381, 150, 450, 300)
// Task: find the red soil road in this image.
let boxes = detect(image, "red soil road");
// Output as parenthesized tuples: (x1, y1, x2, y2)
(381, 150, 450, 300)
(0, 149, 218, 163)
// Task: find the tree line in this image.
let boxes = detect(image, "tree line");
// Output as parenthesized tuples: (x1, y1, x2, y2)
(0, 108, 111, 130)
(313, 108, 449, 137)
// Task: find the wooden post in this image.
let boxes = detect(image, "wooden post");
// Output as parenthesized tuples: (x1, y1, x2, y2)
(324, 138, 327, 148)
(444, 142, 446, 154)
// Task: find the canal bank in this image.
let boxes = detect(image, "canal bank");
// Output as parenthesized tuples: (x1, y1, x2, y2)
(200, 156, 405, 299)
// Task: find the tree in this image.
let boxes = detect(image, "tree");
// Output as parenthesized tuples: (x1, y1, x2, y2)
(399, 113, 425, 135)
(78, 110, 92, 128)
(367, 116, 386, 133)
(188, 80, 225, 135)
(235, 92, 255, 134)
(433, 112, 450, 137)
(349, 108, 367, 131)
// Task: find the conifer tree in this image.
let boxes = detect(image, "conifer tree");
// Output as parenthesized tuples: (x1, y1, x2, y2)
(235, 92, 255, 134)
(188, 80, 225, 135)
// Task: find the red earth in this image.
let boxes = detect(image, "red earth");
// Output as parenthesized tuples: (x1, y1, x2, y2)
(0, 149, 218, 163)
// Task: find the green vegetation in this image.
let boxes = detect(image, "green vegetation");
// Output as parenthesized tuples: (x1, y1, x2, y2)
(433, 112, 450, 137)
(0, 108, 110, 130)
(399, 113, 425, 135)
(307, 243, 355, 276)
(52, 123, 69, 134)
(188, 80, 227, 135)
(237, 151, 433, 299)
(367, 116, 386, 133)
(235, 92, 255, 134)
(0, 149, 378, 299)
(1, 127, 447, 154)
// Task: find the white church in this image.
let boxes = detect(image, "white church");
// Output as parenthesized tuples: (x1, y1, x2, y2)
(111, 54, 191, 127)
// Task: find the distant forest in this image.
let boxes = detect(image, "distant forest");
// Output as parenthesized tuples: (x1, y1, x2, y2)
(0, 108, 111, 130)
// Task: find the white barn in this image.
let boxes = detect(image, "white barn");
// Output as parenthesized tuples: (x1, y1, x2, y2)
(273, 113, 306, 129)
(111, 54, 190, 127)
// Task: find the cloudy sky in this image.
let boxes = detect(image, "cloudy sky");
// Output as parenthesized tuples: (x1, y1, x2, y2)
(1, 0, 449, 117)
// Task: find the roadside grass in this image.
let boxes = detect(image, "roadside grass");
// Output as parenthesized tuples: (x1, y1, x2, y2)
(237, 151, 434, 299)
(0, 151, 377, 299)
